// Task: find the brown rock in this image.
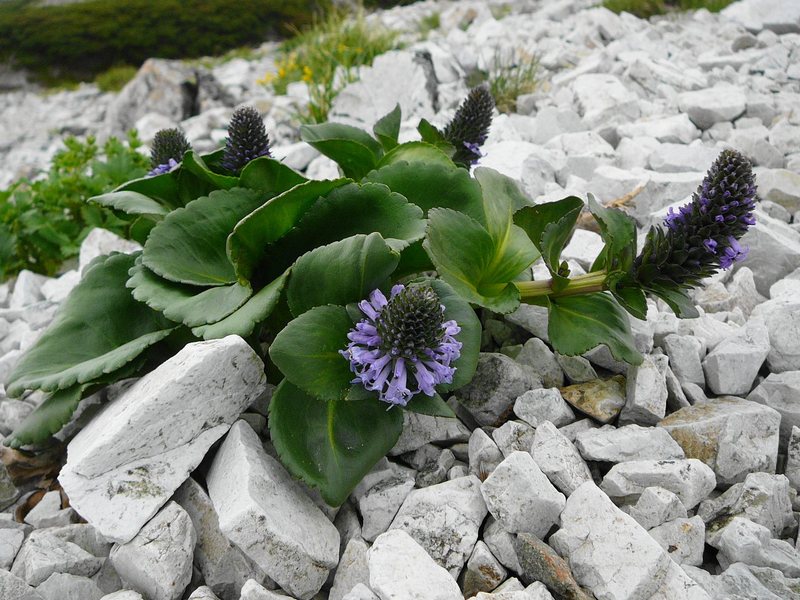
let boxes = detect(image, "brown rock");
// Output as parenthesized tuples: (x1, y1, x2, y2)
(560, 376, 626, 424)
(512, 533, 593, 600)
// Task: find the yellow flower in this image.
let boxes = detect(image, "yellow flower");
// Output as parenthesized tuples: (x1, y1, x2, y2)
(302, 66, 313, 82)
(278, 67, 286, 78)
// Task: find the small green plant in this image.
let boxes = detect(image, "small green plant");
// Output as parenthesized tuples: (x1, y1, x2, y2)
(260, 4, 399, 123)
(0, 132, 149, 280)
(94, 65, 138, 92)
(470, 48, 540, 114)
(602, 0, 734, 18)
(417, 11, 441, 38)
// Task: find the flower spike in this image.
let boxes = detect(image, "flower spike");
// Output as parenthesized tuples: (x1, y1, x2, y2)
(221, 106, 272, 174)
(443, 83, 495, 167)
(148, 128, 190, 176)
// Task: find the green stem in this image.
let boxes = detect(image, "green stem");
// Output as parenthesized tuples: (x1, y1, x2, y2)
(514, 270, 607, 302)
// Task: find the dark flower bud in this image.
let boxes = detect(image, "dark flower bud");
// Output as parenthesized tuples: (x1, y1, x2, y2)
(149, 128, 190, 176)
(632, 149, 757, 295)
(221, 106, 272, 174)
(443, 83, 494, 167)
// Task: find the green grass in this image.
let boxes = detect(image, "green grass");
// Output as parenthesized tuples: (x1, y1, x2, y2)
(602, 0, 735, 18)
(94, 65, 139, 92)
(262, 4, 400, 123)
(468, 48, 540, 114)
(417, 11, 441, 38)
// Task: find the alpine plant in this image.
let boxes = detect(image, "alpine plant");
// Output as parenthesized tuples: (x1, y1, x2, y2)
(632, 149, 757, 294)
(341, 284, 462, 407)
(148, 128, 191, 176)
(442, 83, 495, 167)
(221, 106, 272, 174)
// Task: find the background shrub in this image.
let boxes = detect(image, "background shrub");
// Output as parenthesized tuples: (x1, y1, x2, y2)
(603, 0, 735, 18)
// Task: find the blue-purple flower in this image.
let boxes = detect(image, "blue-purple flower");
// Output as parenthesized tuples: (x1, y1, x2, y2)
(148, 128, 190, 177)
(341, 284, 462, 407)
(443, 84, 494, 168)
(148, 158, 179, 177)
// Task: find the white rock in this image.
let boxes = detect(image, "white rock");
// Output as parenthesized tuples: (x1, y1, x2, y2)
(352, 459, 415, 542)
(186, 586, 221, 600)
(648, 516, 705, 566)
(24, 491, 75, 529)
(341, 583, 379, 600)
(0, 568, 44, 600)
(462, 540, 507, 598)
(479, 141, 540, 182)
(238, 579, 289, 600)
(711, 517, 800, 576)
(678, 85, 747, 130)
(555, 353, 598, 384)
(480, 451, 565, 538)
(367, 530, 461, 600)
(8, 271, 48, 309)
(736, 210, 800, 296)
(468, 428, 504, 480)
(600, 459, 716, 509)
(40, 270, 81, 304)
(748, 371, 800, 448)
(702, 318, 770, 395)
(207, 421, 339, 600)
(625, 486, 688, 531)
(619, 354, 668, 426)
(648, 561, 711, 600)
(617, 114, 700, 145)
(787, 426, 800, 492)
(11, 532, 103, 586)
(59, 336, 266, 543)
(549, 482, 671, 600)
(721, 0, 800, 34)
(389, 411, 470, 455)
(329, 538, 370, 600)
(571, 74, 640, 131)
(100, 592, 144, 600)
(648, 143, 721, 173)
(78, 229, 141, 274)
(531, 421, 592, 495)
(109, 502, 195, 600)
(575, 424, 685, 463)
(514, 338, 564, 388)
(491, 420, 535, 458)
(36, 573, 104, 600)
(0, 527, 24, 569)
(661, 335, 705, 387)
(751, 297, 800, 373)
(481, 517, 522, 574)
(389, 475, 487, 577)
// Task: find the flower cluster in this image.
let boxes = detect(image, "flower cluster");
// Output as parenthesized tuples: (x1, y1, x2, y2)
(633, 149, 757, 291)
(148, 128, 190, 176)
(442, 83, 495, 167)
(341, 284, 462, 407)
(221, 106, 272, 174)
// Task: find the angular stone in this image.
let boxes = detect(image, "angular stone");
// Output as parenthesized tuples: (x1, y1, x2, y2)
(0, 569, 44, 600)
(550, 482, 672, 600)
(751, 297, 800, 373)
(512, 533, 591, 600)
(28, 524, 111, 559)
(238, 579, 288, 600)
(389, 412, 470, 455)
(482, 517, 522, 574)
(715, 563, 793, 600)
(787, 426, 800, 491)
(575, 424, 685, 463)
(186, 587, 221, 600)
(514, 338, 564, 388)
(648, 560, 711, 600)
(456, 354, 541, 426)
(481, 452, 565, 538)
(368, 530, 461, 600)
(617, 114, 700, 145)
(505, 305, 549, 342)
(78, 229, 142, 274)
(514, 388, 574, 428)
(747, 371, 800, 449)
(697, 472, 794, 539)
(37, 573, 104, 600)
(0, 528, 24, 569)
(531, 421, 592, 496)
(11, 532, 103, 586)
(648, 516, 705, 566)
(571, 74, 640, 131)
(736, 210, 800, 296)
(59, 336, 266, 543)
(462, 541, 507, 598)
(207, 421, 339, 600)
(468, 428, 504, 480)
(625, 487, 688, 530)
(555, 353, 598, 384)
(600, 459, 716, 509)
(341, 583, 378, 600)
(678, 85, 747, 130)
(711, 517, 800, 576)
(173, 478, 269, 600)
(619, 354, 668, 426)
(329, 538, 370, 600)
(658, 397, 781, 484)
(352, 459, 415, 542)
(560, 375, 626, 424)
(702, 319, 770, 395)
(389, 475, 487, 577)
(109, 502, 195, 600)
(98, 590, 144, 599)
(24, 491, 75, 529)
(648, 143, 721, 173)
(737, 564, 800, 600)
(661, 335, 705, 387)
(721, 0, 800, 34)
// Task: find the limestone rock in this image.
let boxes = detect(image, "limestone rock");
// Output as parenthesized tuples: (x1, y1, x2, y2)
(575, 424, 685, 463)
(0, 527, 24, 569)
(462, 541, 507, 598)
(751, 297, 800, 373)
(721, 0, 800, 34)
(711, 517, 800, 576)
(352, 458, 415, 542)
(36, 573, 104, 600)
(619, 354, 669, 426)
(514, 338, 564, 389)
(329, 538, 370, 600)
(0, 568, 44, 600)
(531, 421, 592, 495)
(560, 375, 626, 424)
(492, 421, 536, 458)
(468, 428, 504, 480)
(748, 371, 800, 448)
(678, 85, 746, 130)
(647, 516, 705, 566)
(702, 318, 770, 395)
(600, 459, 716, 509)
(514, 388, 575, 428)
(11, 531, 103, 586)
(624, 487, 688, 531)
(512, 533, 591, 600)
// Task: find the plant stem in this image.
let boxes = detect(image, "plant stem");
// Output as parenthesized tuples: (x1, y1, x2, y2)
(514, 270, 607, 302)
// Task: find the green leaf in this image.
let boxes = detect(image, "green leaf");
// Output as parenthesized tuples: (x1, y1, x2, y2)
(239, 156, 307, 194)
(300, 123, 383, 180)
(115, 171, 181, 211)
(587, 194, 637, 272)
(89, 190, 168, 217)
(128, 260, 252, 328)
(5, 253, 177, 397)
(191, 270, 289, 340)
(373, 104, 401, 151)
(227, 179, 350, 282)
(143, 187, 266, 286)
(606, 271, 648, 321)
(364, 160, 484, 222)
(548, 293, 642, 365)
(474, 167, 533, 220)
(417, 118, 455, 156)
(646, 284, 699, 319)
(269, 380, 403, 506)
(286, 233, 399, 317)
(424, 208, 538, 313)
(269, 304, 354, 401)
(405, 393, 456, 418)
(376, 142, 454, 169)
(182, 150, 239, 190)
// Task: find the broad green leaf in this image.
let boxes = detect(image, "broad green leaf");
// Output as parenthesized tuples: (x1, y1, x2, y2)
(182, 151, 239, 190)
(89, 190, 168, 217)
(269, 305, 354, 401)
(128, 260, 252, 327)
(239, 156, 307, 194)
(261, 182, 427, 280)
(129, 217, 157, 245)
(548, 293, 642, 365)
(588, 194, 637, 271)
(269, 380, 403, 506)
(647, 283, 699, 319)
(191, 270, 289, 340)
(474, 167, 533, 224)
(405, 393, 456, 418)
(417, 118, 455, 156)
(116, 171, 181, 211)
(606, 271, 648, 321)
(227, 179, 350, 282)
(424, 208, 537, 313)
(286, 233, 399, 317)
(300, 123, 384, 180)
(6, 253, 177, 397)
(376, 142, 454, 169)
(364, 160, 484, 222)
(373, 104, 401, 151)
(144, 187, 266, 286)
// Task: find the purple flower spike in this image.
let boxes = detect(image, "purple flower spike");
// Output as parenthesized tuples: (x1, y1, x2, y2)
(340, 284, 462, 407)
(148, 158, 180, 177)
